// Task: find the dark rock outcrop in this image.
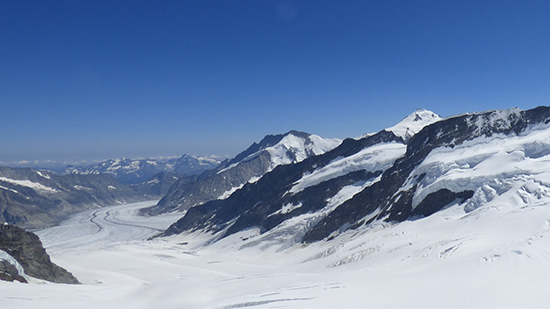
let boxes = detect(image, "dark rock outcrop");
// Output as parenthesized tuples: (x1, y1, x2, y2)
(0, 224, 79, 284)
(0, 259, 27, 283)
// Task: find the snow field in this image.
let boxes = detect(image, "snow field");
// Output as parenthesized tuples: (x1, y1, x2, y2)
(3, 197, 550, 308)
(409, 123, 550, 212)
(289, 142, 405, 194)
(0, 176, 58, 193)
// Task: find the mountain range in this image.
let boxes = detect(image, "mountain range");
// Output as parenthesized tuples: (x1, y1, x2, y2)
(64, 154, 221, 184)
(0, 166, 145, 230)
(5, 105, 550, 287)
(142, 130, 341, 215)
(160, 106, 550, 250)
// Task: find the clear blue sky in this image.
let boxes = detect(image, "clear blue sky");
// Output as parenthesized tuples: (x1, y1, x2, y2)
(1, 0, 550, 165)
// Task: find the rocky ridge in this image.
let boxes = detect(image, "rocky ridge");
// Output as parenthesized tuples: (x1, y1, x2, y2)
(0, 223, 79, 284)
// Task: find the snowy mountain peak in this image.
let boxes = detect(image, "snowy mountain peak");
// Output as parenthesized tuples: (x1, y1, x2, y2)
(386, 108, 442, 141)
(145, 130, 342, 215)
(222, 131, 341, 173)
(265, 131, 342, 169)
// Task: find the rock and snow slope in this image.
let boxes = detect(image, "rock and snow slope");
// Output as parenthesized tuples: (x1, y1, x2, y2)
(163, 106, 550, 247)
(142, 130, 341, 215)
(161, 108, 441, 239)
(0, 224, 79, 284)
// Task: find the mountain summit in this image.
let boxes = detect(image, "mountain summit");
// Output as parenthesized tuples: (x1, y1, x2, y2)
(386, 108, 442, 141)
(142, 131, 341, 215)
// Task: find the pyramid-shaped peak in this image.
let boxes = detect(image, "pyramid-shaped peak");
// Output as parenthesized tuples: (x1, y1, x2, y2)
(387, 109, 442, 141)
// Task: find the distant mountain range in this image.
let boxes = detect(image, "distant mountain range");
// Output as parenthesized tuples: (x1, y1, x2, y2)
(64, 154, 221, 184)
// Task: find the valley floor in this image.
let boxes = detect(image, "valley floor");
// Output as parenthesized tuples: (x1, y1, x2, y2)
(2, 200, 550, 308)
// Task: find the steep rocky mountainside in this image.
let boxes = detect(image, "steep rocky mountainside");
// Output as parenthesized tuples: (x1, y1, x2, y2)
(142, 130, 341, 215)
(64, 154, 221, 184)
(0, 166, 145, 229)
(162, 107, 550, 247)
(0, 223, 79, 284)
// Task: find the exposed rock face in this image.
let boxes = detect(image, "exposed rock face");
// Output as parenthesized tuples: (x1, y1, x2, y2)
(162, 106, 550, 245)
(0, 224, 79, 284)
(143, 130, 341, 215)
(0, 166, 145, 229)
(0, 257, 27, 283)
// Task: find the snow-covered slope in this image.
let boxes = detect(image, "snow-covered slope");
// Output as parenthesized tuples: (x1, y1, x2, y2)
(142, 130, 341, 215)
(65, 154, 221, 184)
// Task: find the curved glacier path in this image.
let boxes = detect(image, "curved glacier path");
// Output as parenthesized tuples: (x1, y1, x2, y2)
(36, 201, 178, 251)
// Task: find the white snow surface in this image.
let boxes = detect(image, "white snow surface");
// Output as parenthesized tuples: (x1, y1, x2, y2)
(289, 142, 406, 194)
(3, 195, 550, 308)
(0, 185, 19, 194)
(0, 176, 58, 193)
(36, 170, 51, 179)
(217, 176, 262, 200)
(266, 133, 341, 169)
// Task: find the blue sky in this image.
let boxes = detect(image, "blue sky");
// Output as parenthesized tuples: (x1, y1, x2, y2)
(1, 0, 550, 165)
